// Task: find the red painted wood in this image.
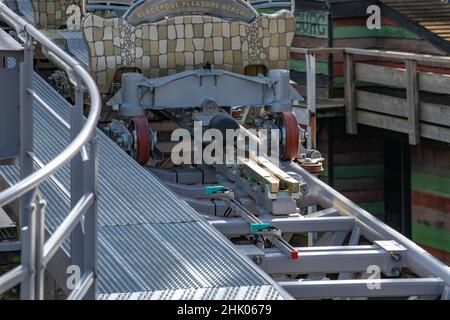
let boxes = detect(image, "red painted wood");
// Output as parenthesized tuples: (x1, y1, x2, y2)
(411, 144, 450, 164)
(419, 244, 450, 264)
(342, 190, 384, 203)
(292, 36, 328, 49)
(412, 190, 450, 214)
(333, 16, 399, 27)
(291, 51, 329, 62)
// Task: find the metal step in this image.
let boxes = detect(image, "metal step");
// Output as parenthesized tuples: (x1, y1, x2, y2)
(0, 207, 16, 241)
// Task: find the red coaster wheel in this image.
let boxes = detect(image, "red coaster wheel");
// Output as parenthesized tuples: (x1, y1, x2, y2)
(277, 112, 300, 161)
(130, 116, 150, 165)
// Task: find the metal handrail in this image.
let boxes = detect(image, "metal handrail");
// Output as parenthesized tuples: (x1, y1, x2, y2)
(0, 265, 28, 293)
(0, 2, 101, 208)
(0, 2, 101, 299)
(43, 192, 95, 265)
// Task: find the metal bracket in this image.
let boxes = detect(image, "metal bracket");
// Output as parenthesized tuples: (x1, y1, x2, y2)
(107, 69, 303, 110)
(374, 240, 407, 276)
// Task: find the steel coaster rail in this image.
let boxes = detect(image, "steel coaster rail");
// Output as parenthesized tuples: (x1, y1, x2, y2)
(284, 162, 450, 288)
(0, 2, 101, 300)
(287, 46, 450, 295)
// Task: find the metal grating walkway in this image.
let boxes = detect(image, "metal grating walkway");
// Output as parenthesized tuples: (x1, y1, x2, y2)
(99, 285, 284, 300)
(0, 70, 290, 299)
(59, 30, 89, 65)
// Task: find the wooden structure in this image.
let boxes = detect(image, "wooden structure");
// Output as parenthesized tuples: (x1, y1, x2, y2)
(287, 0, 450, 265)
(381, 0, 450, 43)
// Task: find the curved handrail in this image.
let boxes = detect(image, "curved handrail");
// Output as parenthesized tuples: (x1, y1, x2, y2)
(0, 2, 101, 207)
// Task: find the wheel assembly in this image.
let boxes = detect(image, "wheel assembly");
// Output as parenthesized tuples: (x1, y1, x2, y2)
(130, 116, 151, 165)
(277, 112, 300, 161)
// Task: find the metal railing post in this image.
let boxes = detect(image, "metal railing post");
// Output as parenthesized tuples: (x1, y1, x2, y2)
(70, 77, 85, 274)
(34, 194, 46, 300)
(18, 31, 34, 300)
(83, 135, 99, 299)
(19, 192, 36, 299)
(306, 52, 316, 149)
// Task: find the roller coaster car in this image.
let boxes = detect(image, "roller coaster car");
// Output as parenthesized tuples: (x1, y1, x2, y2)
(51, 0, 323, 215)
(83, 0, 303, 152)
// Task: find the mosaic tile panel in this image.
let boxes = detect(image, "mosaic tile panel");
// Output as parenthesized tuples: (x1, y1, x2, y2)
(32, 0, 83, 29)
(82, 11, 295, 93)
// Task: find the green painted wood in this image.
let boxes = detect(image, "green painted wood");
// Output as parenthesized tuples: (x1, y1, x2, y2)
(359, 201, 385, 215)
(334, 151, 384, 165)
(322, 165, 329, 177)
(295, 11, 329, 39)
(412, 222, 450, 253)
(333, 25, 422, 40)
(333, 76, 345, 87)
(296, 11, 328, 25)
(412, 162, 450, 180)
(290, 59, 329, 75)
(412, 171, 450, 196)
(333, 164, 384, 179)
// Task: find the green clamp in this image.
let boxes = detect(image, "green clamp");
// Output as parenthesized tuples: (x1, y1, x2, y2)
(250, 223, 272, 233)
(204, 186, 226, 195)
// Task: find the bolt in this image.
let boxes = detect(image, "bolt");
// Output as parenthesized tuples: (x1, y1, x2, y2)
(391, 267, 401, 277)
(254, 255, 263, 265)
(390, 252, 401, 262)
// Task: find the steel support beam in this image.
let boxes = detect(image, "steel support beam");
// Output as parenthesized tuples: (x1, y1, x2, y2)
(257, 248, 395, 275)
(283, 162, 450, 287)
(280, 278, 445, 299)
(306, 207, 340, 218)
(208, 214, 354, 236)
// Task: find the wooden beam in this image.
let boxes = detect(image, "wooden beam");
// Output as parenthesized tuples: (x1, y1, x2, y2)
(256, 156, 300, 193)
(406, 60, 421, 145)
(356, 110, 409, 134)
(356, 90, 406, 117)
(356, 90, 450, 127)
(356, 109, 450, 143)
(237, 157, 279, 193)
(355, 63, 406, 88)
(344, 53, 357, 134)
(421, 123, 450, 144)
(419, 71, 450, 95)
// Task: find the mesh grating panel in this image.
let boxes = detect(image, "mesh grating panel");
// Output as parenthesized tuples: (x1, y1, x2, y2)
(0, 72, 288, 299)
(99, 285, 284, 300)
